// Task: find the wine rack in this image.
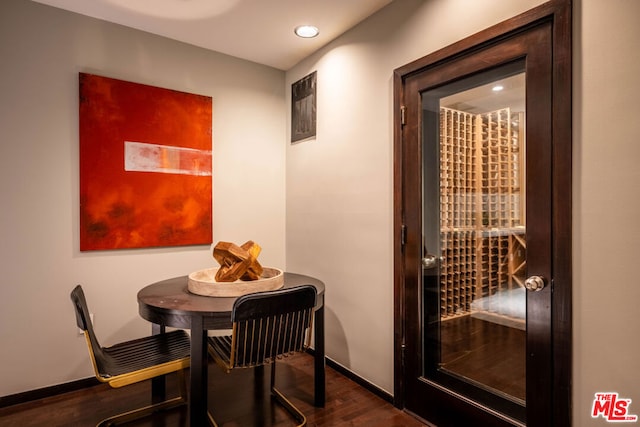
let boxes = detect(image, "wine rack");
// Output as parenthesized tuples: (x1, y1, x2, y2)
(438, 107, 525, 321)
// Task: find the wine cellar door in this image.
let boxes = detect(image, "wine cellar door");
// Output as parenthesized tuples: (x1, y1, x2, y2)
(395, 8, 572, 426)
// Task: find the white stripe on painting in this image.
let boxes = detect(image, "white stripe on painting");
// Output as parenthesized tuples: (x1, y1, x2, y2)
(124, 141, 212, 176)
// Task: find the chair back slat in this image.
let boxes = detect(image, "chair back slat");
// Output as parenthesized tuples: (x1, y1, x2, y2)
(229, 285, 316, 368)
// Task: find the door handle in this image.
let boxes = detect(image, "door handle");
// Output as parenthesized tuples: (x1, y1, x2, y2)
(524, 275, 546, 292)
(422, 254, 439, 269)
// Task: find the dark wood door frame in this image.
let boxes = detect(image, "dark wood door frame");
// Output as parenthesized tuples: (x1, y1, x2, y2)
(393, 0, 572, 425)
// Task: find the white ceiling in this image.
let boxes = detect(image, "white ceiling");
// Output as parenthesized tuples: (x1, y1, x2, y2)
(30, 0, 392, 70)
(442, 73, 526, 114)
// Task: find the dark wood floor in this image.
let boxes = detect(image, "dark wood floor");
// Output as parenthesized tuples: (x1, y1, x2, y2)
(0, 353, 428, 427)
(440, 315, 525, 401)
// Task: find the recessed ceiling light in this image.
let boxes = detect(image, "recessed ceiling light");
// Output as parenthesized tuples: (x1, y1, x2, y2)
(295, 25, 319, 38)
(492, 85, 504, 92)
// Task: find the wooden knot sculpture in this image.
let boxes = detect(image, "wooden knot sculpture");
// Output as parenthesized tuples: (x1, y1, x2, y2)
(212, 241, 264, 282)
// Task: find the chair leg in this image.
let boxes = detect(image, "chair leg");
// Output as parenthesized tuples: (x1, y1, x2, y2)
(270, 362, 307, 427)
(96, 370, 188, 427)
(207, 411, 219, 427)
(177, 369, 187, 404)
(205, 364, 219, 427)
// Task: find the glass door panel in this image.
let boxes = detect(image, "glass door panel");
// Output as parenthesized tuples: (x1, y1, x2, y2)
(421, 61, 526, 419)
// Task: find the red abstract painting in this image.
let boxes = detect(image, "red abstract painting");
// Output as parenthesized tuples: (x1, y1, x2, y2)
(79, 73, 212, 250)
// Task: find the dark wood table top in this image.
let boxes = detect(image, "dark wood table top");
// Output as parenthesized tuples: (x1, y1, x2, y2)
(137, 272, 325, 330)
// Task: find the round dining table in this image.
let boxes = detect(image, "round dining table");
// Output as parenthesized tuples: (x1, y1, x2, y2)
(137, 272, 325, 426)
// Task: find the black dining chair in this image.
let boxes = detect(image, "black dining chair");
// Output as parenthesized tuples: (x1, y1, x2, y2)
(70, 285, 191, 426)
(207, 285, 317, 427)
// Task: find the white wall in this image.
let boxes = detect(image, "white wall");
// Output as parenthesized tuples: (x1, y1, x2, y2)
(573, 0, 640, 425)
(286, 0, 640, 425)
(0, 0, 286, 396)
